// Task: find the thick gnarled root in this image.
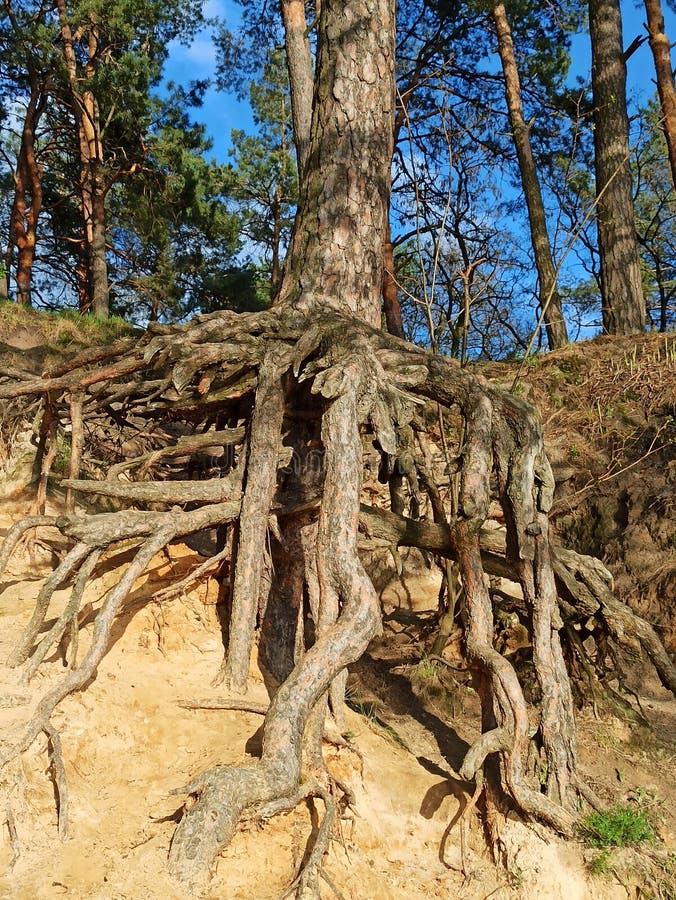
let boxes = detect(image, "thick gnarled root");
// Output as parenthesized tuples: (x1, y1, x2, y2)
(168, 362, 381, 886)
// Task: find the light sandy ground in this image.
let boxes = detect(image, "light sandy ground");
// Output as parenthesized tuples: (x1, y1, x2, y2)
(0, 500, 673, 899)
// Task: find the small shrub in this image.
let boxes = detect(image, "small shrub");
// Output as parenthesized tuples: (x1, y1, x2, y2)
(577, 804, 654, 850)
(53, 437, 71, 474)
(414, 655, 438, 682)
(589, 850, 612, 876)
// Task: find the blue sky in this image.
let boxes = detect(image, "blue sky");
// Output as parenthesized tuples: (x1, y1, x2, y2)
(164, 0, 251, 162)
(164, 0, 676, 164)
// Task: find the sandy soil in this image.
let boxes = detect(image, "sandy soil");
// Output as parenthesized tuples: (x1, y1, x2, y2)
(0, 500, 674, 900)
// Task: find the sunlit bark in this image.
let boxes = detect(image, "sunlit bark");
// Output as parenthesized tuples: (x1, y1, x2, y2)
(644, 0, 676, 193)
(57, 0, 109, 317)
(589, 0, 646, 334)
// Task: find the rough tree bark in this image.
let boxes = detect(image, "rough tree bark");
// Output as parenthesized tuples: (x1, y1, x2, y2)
(277, 0, 394, 328)
(644, 0, 676, 194)
(1, 1, 673, 897)
(491, 3, 569, 350)
(589, 0, 646, 334)
(281, 0, 406, 336)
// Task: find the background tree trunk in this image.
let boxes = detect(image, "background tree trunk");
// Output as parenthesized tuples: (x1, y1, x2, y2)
(492, 3, 568, 350)
(280, 0, 314, 177)
(90, 174, 109, 317)
(382, 232, 405, 337)
(644, 0, 676, 194)
(57, 1, 110, 317)
(589, 0, 646, 334)
(3, 5, 46, 307)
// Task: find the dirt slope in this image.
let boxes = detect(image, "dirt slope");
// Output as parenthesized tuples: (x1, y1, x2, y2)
(0, 496, 674, 899)
(0, 322, 674, 898)
(480, 333, 676, 651)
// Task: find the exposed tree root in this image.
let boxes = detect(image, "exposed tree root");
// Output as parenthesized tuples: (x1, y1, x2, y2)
(280, 788, 336, 900)
(0, 501, 241, 770)
(166, 348, 382, 887)
(24, 548, 102, 680)
(0, 307, 673, 889)
(224, 346, 288, 693)
(7, 541, 92, 668)
(441, 767, 483, 876)
(44, 724, 68, 838)
(359, 505, 676, 697)
(1, 805, 19, 868)
(0, 516, 57, 578)
(0, 527, 175, 767)
(552, 546, 676, 695)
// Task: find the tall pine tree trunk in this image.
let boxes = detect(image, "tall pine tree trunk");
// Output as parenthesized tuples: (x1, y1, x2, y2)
(492, 3, 568, 350)
(277, 0, 394, 327)
(281, 0, 314, 177)
(57, 1, 110, 318)
(589, 0, 646, 334)
(6, 72, 45, 306)
(644, 0, 676, 194)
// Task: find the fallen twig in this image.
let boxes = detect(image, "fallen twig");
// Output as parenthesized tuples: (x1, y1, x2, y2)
(179, 698, 269, 715)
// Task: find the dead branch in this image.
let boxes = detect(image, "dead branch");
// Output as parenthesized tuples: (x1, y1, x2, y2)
(154, 547, 229, 601)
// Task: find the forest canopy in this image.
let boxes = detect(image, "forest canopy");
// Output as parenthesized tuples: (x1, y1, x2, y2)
(1, 0, 674, 344)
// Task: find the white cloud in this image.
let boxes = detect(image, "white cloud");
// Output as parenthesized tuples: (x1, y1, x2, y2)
(167, 37, 218, 73)
(183, 38, 218, 66)
(203, 0, 229, 18)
